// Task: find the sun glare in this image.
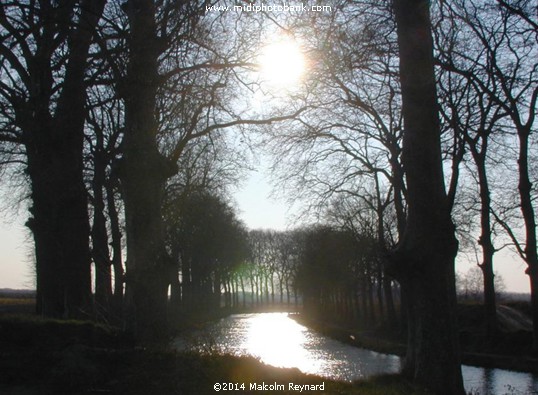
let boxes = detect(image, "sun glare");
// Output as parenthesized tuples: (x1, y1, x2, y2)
(245, 313, 323, 373)
(259, 38, 305, 87)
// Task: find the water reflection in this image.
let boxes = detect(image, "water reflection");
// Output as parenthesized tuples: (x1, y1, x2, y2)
(245, 313, 323, 373)
(463, 366, 538, 395)
(175, 312, 538, 394)
(175, 312, 400, 381)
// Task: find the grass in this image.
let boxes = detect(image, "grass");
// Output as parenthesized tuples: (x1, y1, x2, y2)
(0, 297, 35, 306)
(100, 352, 434, 395)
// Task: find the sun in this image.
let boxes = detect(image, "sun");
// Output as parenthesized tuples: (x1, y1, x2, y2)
(258, 37, 305, 87)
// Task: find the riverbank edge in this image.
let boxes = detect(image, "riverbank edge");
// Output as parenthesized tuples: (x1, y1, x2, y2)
(289, 313, 538, 374)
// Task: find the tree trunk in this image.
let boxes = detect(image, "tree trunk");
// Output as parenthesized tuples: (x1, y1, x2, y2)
(264, 274, 270, 304)
(105, 179, 124, 308)
(240, 274, 246, 308)
(92, 146, 113, 311)
(392, 1, 464, 393)
(383, 276, 397, 327)
(471, 146, 498, 339)
(26, 0, 106, 319)
(376, 267, 384, 321)
(170, 273, 181, 325)
(255, 275, 260, 305)
(390, 149, 407, 236)
(121, 0, 175, 343)
(516, 126, 538, 351)
(360, 277, 368, 324)
(270, 274, 275, 305)
(181, 255, 192, 308)
(214, 273, 221, 310)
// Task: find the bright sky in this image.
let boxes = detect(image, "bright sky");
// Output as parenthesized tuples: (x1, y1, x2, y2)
(0, 216, 32, 289)
(456, 249, 530, 295)
(234, 168, 291, 231)
(0, 34, 532, 295)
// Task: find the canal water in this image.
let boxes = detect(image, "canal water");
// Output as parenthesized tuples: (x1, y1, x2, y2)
(174, 312, 538, 395)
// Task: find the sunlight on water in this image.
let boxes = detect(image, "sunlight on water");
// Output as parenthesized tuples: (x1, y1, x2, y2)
(462, 365, 538, 395)
(175, 312, 400, 381)
(245, 313, 323, 373)
(174, 312, 538, 394)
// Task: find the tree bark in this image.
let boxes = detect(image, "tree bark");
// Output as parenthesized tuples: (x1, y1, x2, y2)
(121, 0, 176, 343)
(91, 144, 112, 311)
(516, 126, 538, 350)
(469, 141, 498, 339)
(25, 0, 106, 318)
(392, 1, 465, 393)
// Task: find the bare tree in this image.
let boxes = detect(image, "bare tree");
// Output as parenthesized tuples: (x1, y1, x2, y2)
(0, 0, 107, 318)
(117, 0, 306, 341)
(438, 0, 538, 350)
(85, 84, 125, 315)
(434, 10, 510, 338)
(391, 0, 465, 392)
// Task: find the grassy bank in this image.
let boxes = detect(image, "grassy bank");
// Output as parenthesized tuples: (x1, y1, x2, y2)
(291, 303, 538, 374)
(0, 312, 432, 395)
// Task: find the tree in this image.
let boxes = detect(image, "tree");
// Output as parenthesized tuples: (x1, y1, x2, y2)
(391, 0, 465, 393)
(164, 189, 248, 313)
(119, 0, 179, 342)
(117, 0, 305, 341)
(85, 86, 126, 314)
(292, 223, 379, 324)
(457, 267, 506, 302)
(266, 1, 405, 229)
(0, 0, 107, 318)
(437, 0, 538, 350)
(434, 17, 506, 338)
(324, 193, 398, 326)
(478, 1, 538, 350)
(260, 2, 406, 328)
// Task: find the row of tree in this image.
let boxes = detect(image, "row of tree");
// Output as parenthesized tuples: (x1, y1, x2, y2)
(0, 1, 535, 394)
(164, 216, 399, 331)
(0, 0, 286, 340)
(257, 1, 535, 393)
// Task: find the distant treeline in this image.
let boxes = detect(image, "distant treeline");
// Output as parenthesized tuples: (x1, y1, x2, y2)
(161, 191, 396, 324)
(0, 290, 36, 299)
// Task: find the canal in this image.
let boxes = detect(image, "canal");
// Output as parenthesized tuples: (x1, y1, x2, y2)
(174, 313, 538, 394)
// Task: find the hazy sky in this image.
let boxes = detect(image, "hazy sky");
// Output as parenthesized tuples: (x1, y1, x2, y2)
(0, 215, 31, 289)
(234, 163, 294, 231)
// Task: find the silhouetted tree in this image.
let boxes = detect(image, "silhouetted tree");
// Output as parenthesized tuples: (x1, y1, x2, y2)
(324, 193, 398, 326)
(391, 0, 465, 393)
(437, 0, 538, 350)
(259, 3, 407, 329)
(457, 267, 506, 302)
(117, 0, 305, 341)
(164, 190, 248, 313)
(86, 89, 125, 312)
(296, 225, 373, 323)
(119, 0, 178, 342)
(0, 0, 107, 318)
